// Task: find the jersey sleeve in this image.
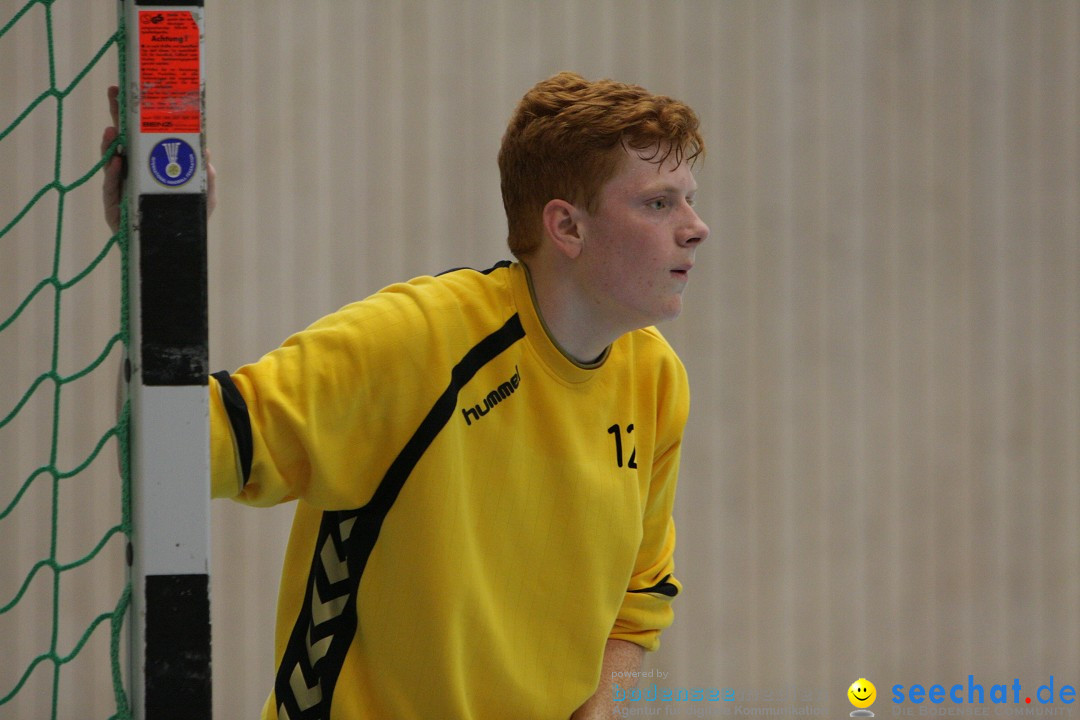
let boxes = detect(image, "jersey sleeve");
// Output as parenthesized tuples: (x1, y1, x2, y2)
(208, 279, 458, 509)
(609, 350, 689, 652)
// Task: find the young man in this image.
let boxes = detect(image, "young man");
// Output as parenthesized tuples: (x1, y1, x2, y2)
(105, 71, 708, 719)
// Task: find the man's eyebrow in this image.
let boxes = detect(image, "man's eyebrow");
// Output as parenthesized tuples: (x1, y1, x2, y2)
(641, 182, 698, 196)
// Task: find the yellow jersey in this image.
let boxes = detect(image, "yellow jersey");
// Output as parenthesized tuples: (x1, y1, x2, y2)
(209, 261, 688, 719)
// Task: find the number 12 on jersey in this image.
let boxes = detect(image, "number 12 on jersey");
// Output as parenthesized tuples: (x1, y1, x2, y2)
(607, 423, 637, 469)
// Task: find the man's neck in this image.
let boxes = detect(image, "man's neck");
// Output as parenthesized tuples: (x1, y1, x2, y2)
(521, 260, 617, 365)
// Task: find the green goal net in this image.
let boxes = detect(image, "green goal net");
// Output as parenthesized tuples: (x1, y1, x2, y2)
(0, 1, 131, 718)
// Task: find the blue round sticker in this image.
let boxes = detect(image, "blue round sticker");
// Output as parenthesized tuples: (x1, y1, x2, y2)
(149, 138, 198, 187)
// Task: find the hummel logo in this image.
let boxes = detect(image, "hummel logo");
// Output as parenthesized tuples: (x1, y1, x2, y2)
(461, 366, 521, 426)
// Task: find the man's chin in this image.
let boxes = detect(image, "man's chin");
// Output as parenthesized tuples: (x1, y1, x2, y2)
(651, 304, 683, 327)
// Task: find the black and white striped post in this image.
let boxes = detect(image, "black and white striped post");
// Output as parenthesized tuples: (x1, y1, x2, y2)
(122, 1, 211, 717)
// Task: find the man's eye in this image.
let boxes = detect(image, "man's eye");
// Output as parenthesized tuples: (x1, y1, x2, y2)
(648, 199, 668, 210)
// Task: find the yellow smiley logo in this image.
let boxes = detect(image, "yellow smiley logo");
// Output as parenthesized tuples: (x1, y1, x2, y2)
(848, 678, 877, 709)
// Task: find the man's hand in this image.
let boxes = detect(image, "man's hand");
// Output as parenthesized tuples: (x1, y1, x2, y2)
(101, 85, 124, 233)
(101, 85, 217, 233)
(571, 639, 645, 719)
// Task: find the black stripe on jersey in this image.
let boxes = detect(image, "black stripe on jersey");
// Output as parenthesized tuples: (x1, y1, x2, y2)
(628, 573, 679, 598)
(274, 313, 526, 720)
(436, 259, 513, 276)
(211, 371, 253, 486)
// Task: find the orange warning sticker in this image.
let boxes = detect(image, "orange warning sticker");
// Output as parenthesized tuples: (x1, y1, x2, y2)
(139, 11, 200, 134)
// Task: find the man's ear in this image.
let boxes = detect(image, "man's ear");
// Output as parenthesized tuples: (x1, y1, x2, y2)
(541, 198, 584, 259)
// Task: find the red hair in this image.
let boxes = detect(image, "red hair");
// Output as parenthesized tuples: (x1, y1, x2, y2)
(498, 72, 704, 257)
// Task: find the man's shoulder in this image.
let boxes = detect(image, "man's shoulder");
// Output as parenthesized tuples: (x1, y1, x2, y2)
(612, 327, 690, 435)
(611, 325, 688, 388)
(434, 259, 515, 281)
(388, 260, 517, 307)
(625, 325, 684, 364)
(300, 261, 516, 343)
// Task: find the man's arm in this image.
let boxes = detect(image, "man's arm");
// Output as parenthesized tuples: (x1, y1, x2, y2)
(571, 638, 645, 720)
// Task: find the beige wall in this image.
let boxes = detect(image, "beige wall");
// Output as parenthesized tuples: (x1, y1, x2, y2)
(1, 1, 1077, 717)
